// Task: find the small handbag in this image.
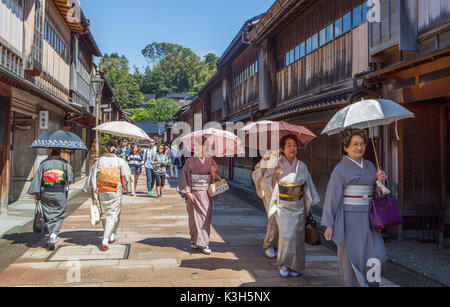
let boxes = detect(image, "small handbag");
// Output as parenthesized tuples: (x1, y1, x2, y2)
(33, 201, 46, 234)
(369, 193, 403, 230)
(208, 175, 230, 197)
(305, 212, 322, 246)
(90, 199, 101, 226)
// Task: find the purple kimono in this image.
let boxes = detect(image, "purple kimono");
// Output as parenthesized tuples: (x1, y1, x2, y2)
(177, 157, 219, 248)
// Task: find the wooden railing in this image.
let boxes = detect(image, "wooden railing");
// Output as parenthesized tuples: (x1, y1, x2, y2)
(0, 43, 23, 78)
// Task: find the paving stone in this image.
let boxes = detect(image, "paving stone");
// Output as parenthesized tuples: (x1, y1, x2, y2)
(0, 175, 398, 287)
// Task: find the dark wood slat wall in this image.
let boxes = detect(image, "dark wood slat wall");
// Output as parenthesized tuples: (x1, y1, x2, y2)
(230, 46, 259, 112)
(401, 104, 444, 215)
(274, 0, 362, 105)
(299, 122, 342, 199)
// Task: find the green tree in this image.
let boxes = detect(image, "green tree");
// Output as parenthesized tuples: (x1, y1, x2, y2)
(124, 108, 151, 121)
(149, 98, 180, 122)
(100, 53, 145, 108)
(203, 53, 219, 71)
(141, 42, 218, 97)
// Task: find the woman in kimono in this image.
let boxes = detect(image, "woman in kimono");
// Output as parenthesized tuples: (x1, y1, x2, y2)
(252, 150, 279, 259)
(27, 149, 73, 250)
(321, 128, 388, 287)
(177, 138, 220, 255)
(84, 139, 131, 251)
(269, 135, 320, 278)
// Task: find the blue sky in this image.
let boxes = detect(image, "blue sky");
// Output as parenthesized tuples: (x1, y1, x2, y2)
(80, 0, 274, 72)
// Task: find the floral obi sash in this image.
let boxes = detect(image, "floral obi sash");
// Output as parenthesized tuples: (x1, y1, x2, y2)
(97, 167, 121, 192)
(190, 174, 211, 191)
(42, 169, 67, 192)
(279, 181, 305, 202)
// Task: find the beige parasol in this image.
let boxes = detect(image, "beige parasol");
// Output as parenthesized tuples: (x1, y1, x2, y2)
(93, 121, 151, 141)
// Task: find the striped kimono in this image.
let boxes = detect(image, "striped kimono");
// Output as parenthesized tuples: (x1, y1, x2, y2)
(321, 156, 388, 287)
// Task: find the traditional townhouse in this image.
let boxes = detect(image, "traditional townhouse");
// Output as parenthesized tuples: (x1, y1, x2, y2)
(168, 0, 450, 240)
(247, 0, 377, 200)
(0, 0, 108, 215)
(358, 0, 450, 242)
(64, 12, 102, 180)
(0, 0, 81, 209)
(198, 14, 263, 185)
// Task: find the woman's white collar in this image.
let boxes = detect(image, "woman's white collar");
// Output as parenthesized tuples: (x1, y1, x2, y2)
(345, 156, 364, 168)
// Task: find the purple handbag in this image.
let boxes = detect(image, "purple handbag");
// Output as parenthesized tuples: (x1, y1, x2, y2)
(369, 195, 403, 230)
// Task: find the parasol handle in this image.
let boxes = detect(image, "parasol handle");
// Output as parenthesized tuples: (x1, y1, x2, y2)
(367, 122, 381, 170)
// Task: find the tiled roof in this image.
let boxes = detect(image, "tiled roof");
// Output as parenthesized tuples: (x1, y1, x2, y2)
(261, 92, 355, 120)
(134, 121, 166, 135)
(165, 93, 187, 99)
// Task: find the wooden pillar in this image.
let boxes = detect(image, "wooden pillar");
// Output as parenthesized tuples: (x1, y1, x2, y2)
(222, 66, 232, 119)
(258, 37, 276, 111)
(396, 119, 404, 241)
(0, 94, 11, 216)
(438, 105, 447, 249)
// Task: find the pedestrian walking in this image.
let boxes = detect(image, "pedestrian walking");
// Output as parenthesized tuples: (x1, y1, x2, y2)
(117, 138, 130, 159)
(170, 144, 181, 178)
(165, 145, 172, 178)
(152, 144, 168, 198)
(83, 139, 131, 252)
(268, 135, 320, 278)
(126, 144, 144, 196)
(179, 143, 186, 169)
(27, 149, 74, 250)
(252, 150, 280, 259)
(142, 139, 157, 195)
(177, 138, 220, 255)
(321, 128, 388, 287)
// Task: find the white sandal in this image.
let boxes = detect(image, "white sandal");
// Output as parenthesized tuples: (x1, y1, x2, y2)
(201, 246, 211, 255)
(279, 266, 289, 278)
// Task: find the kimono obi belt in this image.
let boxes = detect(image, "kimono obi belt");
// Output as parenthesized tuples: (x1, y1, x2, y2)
(42, 169, 67, 193)
(343, 185, 375, 206)
(279, 182, 305, 202)
(190, 174, 211, 191)
(97, 167, 121, 192)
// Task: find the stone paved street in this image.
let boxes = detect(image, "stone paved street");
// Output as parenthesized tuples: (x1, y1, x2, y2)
(0, 176, 397, 287)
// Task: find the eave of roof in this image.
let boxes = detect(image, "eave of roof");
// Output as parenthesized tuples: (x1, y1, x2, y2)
(249, 0, 313, 46)
(0, 65, 80, 114)
(260, 91, 355, 120)
(53, 0, 84, 33)
(216, 13, 265, 67)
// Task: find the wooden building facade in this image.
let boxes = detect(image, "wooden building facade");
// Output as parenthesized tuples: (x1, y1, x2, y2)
(0, 0, 125, 217)
(170, 0, 450, 238)
(360, 0, 450, 240)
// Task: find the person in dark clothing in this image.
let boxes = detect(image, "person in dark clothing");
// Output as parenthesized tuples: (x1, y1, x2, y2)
(27, 149, 73, 250)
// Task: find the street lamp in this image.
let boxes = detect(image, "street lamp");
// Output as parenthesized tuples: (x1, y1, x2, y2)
(91, 71, 105, 159)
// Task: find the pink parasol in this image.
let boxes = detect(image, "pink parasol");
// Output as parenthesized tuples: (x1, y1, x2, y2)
(241, 120, 316, 149)
(180, 128, 245, 157)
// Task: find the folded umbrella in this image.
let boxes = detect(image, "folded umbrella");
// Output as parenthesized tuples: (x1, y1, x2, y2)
(93, 121, 151, 141)
(31, 130, 88, 151)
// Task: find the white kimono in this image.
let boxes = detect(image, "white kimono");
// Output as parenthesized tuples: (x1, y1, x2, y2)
(268, 156, 320, 272)
(252, 152, 279, 250)
(83, 154, 131, 241)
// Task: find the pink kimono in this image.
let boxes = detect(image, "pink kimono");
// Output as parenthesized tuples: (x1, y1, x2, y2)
(177, 157, 219, 248)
